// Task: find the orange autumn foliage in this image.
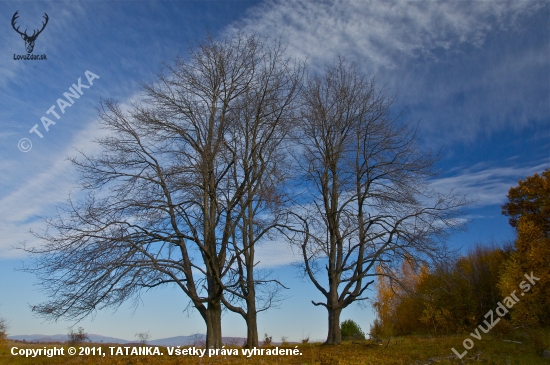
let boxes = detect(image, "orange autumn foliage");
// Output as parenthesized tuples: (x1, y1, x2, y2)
(372, 170, 550, 335)
(372, 259, 428, 336)
(499, 169, 550, 326)
(372, 246, 510, 336)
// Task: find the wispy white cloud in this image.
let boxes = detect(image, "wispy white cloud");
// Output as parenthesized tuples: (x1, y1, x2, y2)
(255, 239, 300, 268)
(225, 0, 548, 144)
(0, 115, 109, 258)
(229, 0, 543, 71)
(431, 159, 550, 208)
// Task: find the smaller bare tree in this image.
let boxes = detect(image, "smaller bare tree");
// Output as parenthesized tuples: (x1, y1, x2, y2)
(0, 316, 8, 345)
(218, 37, 303, 348)
(135, 331, 150, 344)
(287, 58, 467, 344)
(67, 327, 89, 344)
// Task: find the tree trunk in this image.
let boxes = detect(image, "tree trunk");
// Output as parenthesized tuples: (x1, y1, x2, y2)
(325, 306, 342, 344)
(239, 201, 260, 349)
(205, 300, 223, 349)
(245, 292, 259, 348)
(245, 312, 259, 348)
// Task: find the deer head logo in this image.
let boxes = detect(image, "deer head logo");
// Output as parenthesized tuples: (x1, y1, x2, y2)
(12, 11, 49, 54)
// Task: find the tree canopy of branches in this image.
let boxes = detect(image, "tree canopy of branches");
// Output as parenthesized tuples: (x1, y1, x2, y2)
(24, 31, 467, 348)
(286, 59, 466, 344)
(24, 32, 302, 349)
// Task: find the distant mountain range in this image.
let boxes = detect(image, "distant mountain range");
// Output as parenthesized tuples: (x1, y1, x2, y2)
(9, 334, 131, 344)
(8, 333, 247, 346)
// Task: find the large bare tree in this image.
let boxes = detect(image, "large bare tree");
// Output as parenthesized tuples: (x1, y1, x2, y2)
(286, 59, 466, 344)
(24, 32, 300, 349)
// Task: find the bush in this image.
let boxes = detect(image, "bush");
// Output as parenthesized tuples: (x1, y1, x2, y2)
(263, 333, 272, 346)
(0, 316, 8, 345)
(67, 327, 89, 344)
(341, 319, 365, 340)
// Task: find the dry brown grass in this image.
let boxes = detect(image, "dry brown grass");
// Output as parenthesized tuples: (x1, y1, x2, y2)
(1, 329, 548, 365)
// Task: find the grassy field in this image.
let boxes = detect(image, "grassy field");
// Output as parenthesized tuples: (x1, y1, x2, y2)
(1, 329, 549, 365)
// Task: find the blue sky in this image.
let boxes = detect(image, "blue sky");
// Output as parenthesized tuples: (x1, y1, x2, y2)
(0, 0, 548, 342)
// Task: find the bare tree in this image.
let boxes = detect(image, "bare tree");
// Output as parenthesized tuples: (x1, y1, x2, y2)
(67, 327, 89, 344)
(0, 316, 8, 345)
(23, 32, 298, 349)
(286, 59, 466, 344)
(219, 41, 303, 348)
(135, 331, 150, 344)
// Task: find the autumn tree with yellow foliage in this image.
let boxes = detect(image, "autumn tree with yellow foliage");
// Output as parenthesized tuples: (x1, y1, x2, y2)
(499, 169, 550, 326)
(371, 258, 429, 336)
